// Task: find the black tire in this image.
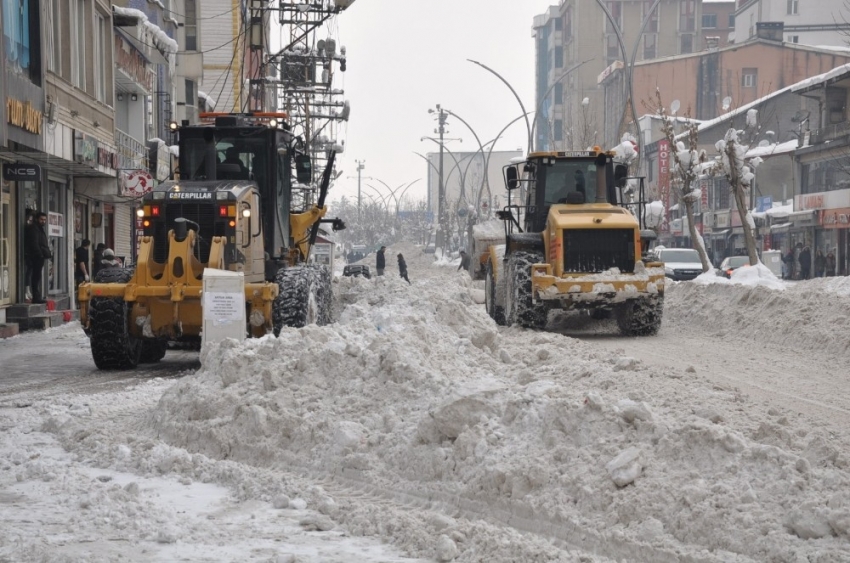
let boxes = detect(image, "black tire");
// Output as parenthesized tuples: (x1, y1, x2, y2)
(485, 262, 505, 326)
(139, 339, 168, 363)
(89, 268, 141, 370)
(273, 265, 329, 335)
(590, 308, 612, 320)
(616, 295, 664, 336)
(308, 263, 333, 325)
(505, 250, 548, 329)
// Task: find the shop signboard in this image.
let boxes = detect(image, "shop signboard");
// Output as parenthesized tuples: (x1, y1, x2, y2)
(820, 207, 850, 229)
(796, 189, 850, 211)
(657, 139, 671, 233)
(2, 162, 41, 181)
(121, 170, 154, 197)
(48, 211, 64, 237)
(756, 196, 772, 213)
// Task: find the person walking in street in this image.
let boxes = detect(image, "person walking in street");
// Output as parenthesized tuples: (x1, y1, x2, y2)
(376, 245, 386, 276)
(91, 243, 107, 279)
(24, 211, 53, 304)
(814, 249, 826, 278)
(397, 253, 411, 284)
(826, 251, 837, 277)
(799, 245, 812, 280)
(74, 239, 91, 292)
(458, 250, 471, 272)
(782, 246, 794, 280)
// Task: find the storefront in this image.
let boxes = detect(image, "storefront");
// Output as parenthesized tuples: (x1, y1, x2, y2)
(819, 207, 850, 275)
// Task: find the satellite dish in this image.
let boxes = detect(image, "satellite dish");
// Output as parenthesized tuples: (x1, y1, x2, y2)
(722, 96, 732, 111)
(670, 100, 680, 114)
(758, 140, 770, 147)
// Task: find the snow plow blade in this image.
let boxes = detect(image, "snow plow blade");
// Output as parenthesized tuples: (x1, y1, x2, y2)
(531, 262, 665, 303)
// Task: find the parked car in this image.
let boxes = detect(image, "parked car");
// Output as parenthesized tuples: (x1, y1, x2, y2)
(342, 265, 371, 279)
(651, 248, 704, 281)
(717, 255, 751, 278)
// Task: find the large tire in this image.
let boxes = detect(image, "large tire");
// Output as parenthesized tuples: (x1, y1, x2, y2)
(89, 268, 141, 370)
(273, 265, 330, 335)
(616, 295, 664, 336)
(485, 262, 505, 326)
(505, 250, 548, 329)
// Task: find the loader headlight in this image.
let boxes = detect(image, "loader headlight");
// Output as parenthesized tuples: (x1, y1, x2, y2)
(242, 209, 251, 218)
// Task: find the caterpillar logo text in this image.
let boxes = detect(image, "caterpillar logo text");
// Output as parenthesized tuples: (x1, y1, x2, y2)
(169, 192, 213, 199)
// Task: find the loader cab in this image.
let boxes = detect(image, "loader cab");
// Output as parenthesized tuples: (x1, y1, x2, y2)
(176, 115, 300, 261)
(505, 151, 616, 233)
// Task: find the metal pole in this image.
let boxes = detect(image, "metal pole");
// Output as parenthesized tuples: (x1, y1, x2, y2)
(355, 160, 365, 221)
(467, 59, 533, 155)
(438, 107, 446, 249)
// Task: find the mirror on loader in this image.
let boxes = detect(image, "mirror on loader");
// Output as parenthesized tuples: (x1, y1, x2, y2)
(614, 164, 628, 188)
(505, 166, 519, 190)
(295, 152, 312, 184)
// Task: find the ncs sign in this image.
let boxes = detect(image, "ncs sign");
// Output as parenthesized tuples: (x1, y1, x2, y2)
(2, 163, 41, 181)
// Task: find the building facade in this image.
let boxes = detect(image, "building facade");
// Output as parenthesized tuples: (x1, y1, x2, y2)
(533, 0, 707, 152)
(731, 0, 850, 46)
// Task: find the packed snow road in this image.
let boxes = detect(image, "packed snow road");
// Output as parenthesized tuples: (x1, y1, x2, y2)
(2, 244, 850, 562)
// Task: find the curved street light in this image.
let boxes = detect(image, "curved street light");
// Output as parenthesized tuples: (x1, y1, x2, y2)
(479, 112, 534, 215)
(467, 59, 533, 155)
(443, 109, 490, 210)
(421, 136, 470, 202)
(593, 0, 661, 174)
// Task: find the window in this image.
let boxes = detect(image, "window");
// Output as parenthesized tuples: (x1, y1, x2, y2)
(788, 35, 799, 43)
(787, 0, 798, 15)
(555, 46, 563, 68)
(47, 0, 61, 73)
(644, 34, 657, 60)
(94, 12, 106, 102)
(680, 34, 693, 54)
(605, 1, 622, 33)
(185, 0, 197, 51)
(729, 14, 735, 27)
(679, 0, 696, 32)
(607, 34, 619, 64)
(702, 14, 717, 29)
(554, 82, 563, 105)
(554, 16, 562, 31)
(553, 120, 563, 143)
(564, 7, 572, 41)
(3, 0, 41, 80)
(185, 79, 196, 107)
(70, 0, 87, 89)
(742, 69, 757, 88)
(642, 1, 658, 33)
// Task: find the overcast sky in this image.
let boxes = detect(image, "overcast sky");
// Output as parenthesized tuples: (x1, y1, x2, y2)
(326, 0, 558, 205)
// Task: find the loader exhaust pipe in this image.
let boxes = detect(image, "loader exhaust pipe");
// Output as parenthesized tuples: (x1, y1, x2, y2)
(595, 152, 608, 204)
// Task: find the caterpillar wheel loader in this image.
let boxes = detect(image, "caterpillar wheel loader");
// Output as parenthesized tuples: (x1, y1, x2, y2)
(478, 148, 665, 336)
(78, 113, 345, 369)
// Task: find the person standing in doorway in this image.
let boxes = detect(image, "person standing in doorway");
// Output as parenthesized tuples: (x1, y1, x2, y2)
(814, 249, 826, 278)
(397, 253, 411, 284)
(798, 245, 812, 280)
(74, 239, 91, 292)
(91, 243, 107, 279)
(826, 251, 837, 277)
(376, 246, 386, 276)
(24, 211, 53, 304)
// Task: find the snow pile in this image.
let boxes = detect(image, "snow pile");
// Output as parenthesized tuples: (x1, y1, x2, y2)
(134, 257, 850, 561)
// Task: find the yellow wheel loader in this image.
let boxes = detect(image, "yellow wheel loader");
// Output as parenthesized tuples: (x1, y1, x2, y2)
(479, 149, 665, 335)
(78, 113, 345, 369)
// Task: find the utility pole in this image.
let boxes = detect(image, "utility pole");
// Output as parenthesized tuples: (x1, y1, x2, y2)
(355, 159, 365, 220)
(434, 104, 448, 248)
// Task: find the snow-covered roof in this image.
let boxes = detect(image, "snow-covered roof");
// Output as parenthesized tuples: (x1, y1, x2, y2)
(745, 139, 798, 159)
(791, 61, 850, 93)
(113, 6, 177, 75)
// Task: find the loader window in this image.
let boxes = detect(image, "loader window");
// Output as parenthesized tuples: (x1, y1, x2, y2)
(543, 160, 599, 205)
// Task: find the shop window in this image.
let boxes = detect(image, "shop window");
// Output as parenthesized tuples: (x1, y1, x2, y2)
(3, 0, 42, 83)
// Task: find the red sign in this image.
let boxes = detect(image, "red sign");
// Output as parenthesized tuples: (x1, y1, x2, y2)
(821, 207, 850, 229)
(658, 139, 671, 233)
(122, 170, 154, 197)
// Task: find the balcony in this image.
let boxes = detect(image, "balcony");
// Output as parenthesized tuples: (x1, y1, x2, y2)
(116, 129, 148, 171)
(810, 120, 850, 145)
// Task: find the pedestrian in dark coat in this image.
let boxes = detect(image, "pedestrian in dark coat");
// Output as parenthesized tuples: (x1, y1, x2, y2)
(92, 243, 107, 278)
(458, 250, 471, 272)
(397, 253, 410, 284)
(798, 245, 811, 280)
(376, 246, 386, 276)
(814, 249, 826, 278)
(24, 211, 53, 303)
(826, 251, 837, 277)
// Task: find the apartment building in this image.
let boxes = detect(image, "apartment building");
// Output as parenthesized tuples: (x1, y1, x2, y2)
(0, 0, 200, 329)
(732, 0, 850, 45)
(533, 0, 705, 152)
(700, 1, 736, 48)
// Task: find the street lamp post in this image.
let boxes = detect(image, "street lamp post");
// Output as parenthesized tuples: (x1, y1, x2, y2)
(467, 59, 533, 155)
(443, 108, 490, 217)
(428, 104, 450, 248)
(421, 136, 468, 204)
(355, 159, 365, 220)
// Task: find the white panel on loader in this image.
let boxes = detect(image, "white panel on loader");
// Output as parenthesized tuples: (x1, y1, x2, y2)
(202, 269, 246, 348)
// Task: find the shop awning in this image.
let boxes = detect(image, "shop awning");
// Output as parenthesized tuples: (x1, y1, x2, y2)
(710, 229, 730, 237)
(770, 222, 792, 231)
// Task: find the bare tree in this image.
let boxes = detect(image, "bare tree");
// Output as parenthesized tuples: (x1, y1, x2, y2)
(649, 89, 712, 272)
(712, 110, 763, 266)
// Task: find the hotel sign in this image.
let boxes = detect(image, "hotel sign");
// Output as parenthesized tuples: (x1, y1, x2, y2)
(74, 131, 119, 170)
(114, 34, 154, 92)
